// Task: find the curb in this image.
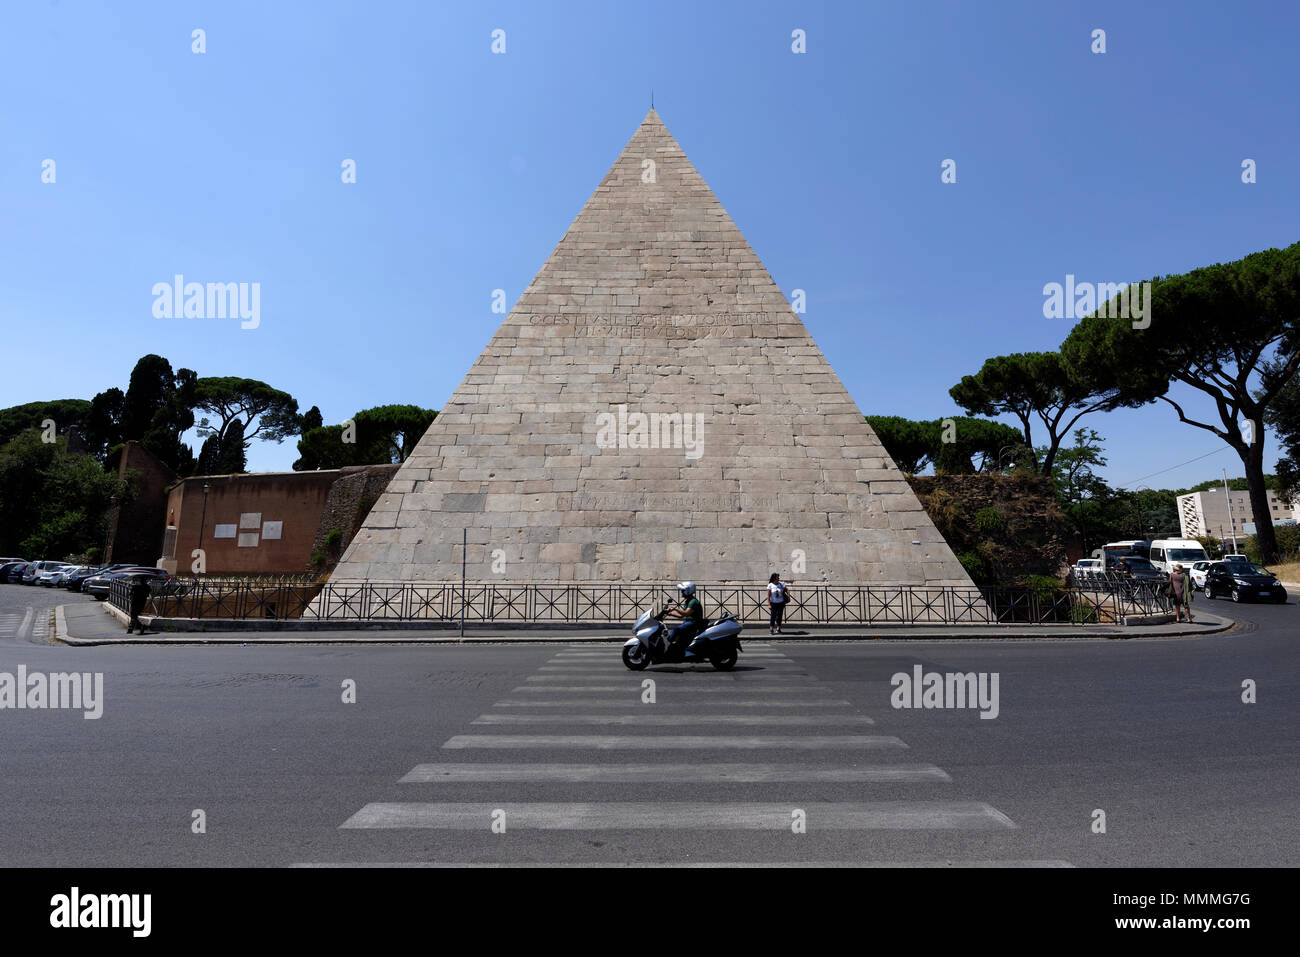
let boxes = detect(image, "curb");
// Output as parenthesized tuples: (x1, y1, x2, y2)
(55, 604, 1237, 645)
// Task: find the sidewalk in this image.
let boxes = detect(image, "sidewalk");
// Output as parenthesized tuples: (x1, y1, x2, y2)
(55, 600, 1236, 645)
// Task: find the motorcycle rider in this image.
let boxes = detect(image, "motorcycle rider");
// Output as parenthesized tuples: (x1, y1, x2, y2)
(664, 581, 705, 656)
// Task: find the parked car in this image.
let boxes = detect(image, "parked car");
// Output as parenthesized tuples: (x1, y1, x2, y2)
(0, 561, 28, 583)
(74, 563, 133, 590)
(62, 566, 105, 591)
(37, 563, 77, 586)
(1189, 560, 1212, 591)
(1073, 559, 1104, 584)
(22, 561, 67, 585)
(84, 567, 171, 600)
(1203, 562, 1288, 603)
(1114, 556, 1167, 583)
(1222, 554, 1251, 565)
(50, 565, 92, 587)
(4, 562, 33, 584)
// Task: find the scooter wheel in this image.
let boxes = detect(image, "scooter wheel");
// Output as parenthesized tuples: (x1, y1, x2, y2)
(622, 645, 651, 671)
(710, 649, 738, 671)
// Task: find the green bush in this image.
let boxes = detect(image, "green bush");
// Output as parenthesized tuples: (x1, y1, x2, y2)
(1244, 525, 1300, 564)
(957, 550, 993, 584)
(1023, 574, 1061, 601)
(1070, 602, 1100, 624)
(972, 506, 1005, 536)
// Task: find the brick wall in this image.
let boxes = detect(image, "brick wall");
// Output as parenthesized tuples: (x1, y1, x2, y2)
(106, 441, 178, 566)
(163, 472, 339, 575)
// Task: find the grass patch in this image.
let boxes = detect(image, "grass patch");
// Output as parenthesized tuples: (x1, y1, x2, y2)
(1263, 560, 1300, 582)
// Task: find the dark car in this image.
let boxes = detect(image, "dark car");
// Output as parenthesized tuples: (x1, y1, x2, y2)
(69, 563, 134, 591)
(4, 562, 33, 584)
(63, 566, 106, 590)
(1115, 557, 1167, 582)
(0, 561, 28, 583)
(1203, 562, 1288, 604)
(84, 567, 170, 600)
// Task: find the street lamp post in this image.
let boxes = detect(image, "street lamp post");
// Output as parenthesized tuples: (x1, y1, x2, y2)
(996, 445, 1018, 473)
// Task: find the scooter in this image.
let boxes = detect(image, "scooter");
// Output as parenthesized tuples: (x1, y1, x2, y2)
(622, 597, 744, 671)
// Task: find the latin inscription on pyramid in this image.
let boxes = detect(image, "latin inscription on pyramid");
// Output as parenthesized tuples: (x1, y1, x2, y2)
(330, 110, 975, 588)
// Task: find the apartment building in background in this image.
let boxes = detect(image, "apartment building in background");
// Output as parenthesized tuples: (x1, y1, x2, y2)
(1177, 486, 1300, 544)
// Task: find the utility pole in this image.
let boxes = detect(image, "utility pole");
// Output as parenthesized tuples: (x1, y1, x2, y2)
(460, 527, 467, 639)
(1222, 469, 1239, 553)
(197, 483, 211, 559)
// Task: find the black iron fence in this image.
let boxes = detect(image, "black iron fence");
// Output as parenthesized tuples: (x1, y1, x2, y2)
(111, 578, 1173, 625)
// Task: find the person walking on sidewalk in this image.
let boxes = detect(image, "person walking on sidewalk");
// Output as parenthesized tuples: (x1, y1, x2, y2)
(767, 573, 790, 635)
(1169, 563, 1194, 623)
(126, 575, 153, 635)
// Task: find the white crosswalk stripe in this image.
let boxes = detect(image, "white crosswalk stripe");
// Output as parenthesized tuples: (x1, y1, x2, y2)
(399, 762, 942, 783)
(312, 641, 1046, 867)
(0, 609, 34, 641)
(470, 713, 875, 726)
(441, 734, 906, 750)
(341, 802, 1015, 830)
(509, 684, 834, 693)
(492, 698, 856, 707)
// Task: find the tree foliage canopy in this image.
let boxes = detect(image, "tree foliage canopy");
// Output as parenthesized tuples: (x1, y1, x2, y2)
(1060, 240, 1300, 560)
(949, 351, 1134, 476)
(866, 415, 1025, 475)
(194, 377, 302, 448)
(0, 432, 127, 558)
(0, 399, 91, 448)
(294, 405, 437, 470)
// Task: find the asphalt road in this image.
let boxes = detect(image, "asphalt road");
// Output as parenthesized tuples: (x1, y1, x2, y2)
(0, 584, 1295, 867)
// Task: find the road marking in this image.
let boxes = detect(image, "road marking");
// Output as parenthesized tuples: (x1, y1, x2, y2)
(296, 861, 1071, 868)
(551, 649, 788, 656)
(551, 650, 790, 657)
(441, 734, 906, 750)
(510, 685, 833, 693)
(491, 699, 855, 707)
(399, 762, 943, 783)
(524, 674, 817, 682)
(469, 713, 875, 726)
(340, 802, 1013, 830)
(538, 664, 807, 671)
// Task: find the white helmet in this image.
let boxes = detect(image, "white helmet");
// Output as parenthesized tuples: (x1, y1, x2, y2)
(677, 581, 696, 597)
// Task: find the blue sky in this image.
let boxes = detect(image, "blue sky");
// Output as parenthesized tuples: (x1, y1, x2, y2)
(3, 0, 1297, 492)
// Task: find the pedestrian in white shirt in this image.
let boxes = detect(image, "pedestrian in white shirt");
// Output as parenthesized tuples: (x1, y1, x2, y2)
(767, 573, 790, 635)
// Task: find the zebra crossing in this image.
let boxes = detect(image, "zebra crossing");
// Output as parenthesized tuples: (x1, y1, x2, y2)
(0, 609, 34, 642)
(314, 643, 1064, 866)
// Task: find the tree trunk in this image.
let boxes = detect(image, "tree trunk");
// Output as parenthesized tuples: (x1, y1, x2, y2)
(1240, 439, 1278, 563)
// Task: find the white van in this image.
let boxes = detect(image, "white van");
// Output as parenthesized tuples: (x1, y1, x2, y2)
(1148, 539, 1209, 576)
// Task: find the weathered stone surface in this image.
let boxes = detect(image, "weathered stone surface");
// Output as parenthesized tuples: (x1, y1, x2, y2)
(329, 110, 974, 588)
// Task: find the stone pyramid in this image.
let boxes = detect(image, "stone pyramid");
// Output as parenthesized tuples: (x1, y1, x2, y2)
(330, 110, 974, 588)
